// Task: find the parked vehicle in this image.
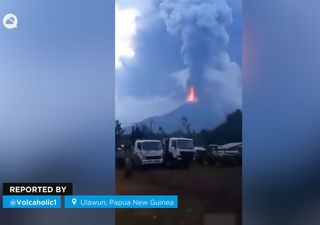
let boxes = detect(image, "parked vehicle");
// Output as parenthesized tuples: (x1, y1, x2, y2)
(133, 140, 163, 168)
(208, 142, 242, 167)
(163, 137, 195, 168)
(194, 146, 208, 164)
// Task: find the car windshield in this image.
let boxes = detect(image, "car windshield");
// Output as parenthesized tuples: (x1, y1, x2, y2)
(142, 141, 161, 151)
(177, 140, 194, 149)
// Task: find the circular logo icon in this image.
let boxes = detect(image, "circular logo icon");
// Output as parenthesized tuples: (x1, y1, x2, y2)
(3, 13, 18, 30)
(10, 199, 16, 207)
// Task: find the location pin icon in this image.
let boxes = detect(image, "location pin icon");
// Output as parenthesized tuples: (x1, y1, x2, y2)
(72, 198, 77, 206)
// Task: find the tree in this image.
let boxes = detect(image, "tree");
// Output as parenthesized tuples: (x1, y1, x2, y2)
(130, 125, 143, 144)
(115, 120, 125, 148)
(149, 119, 154, 132)
(157, 126, 166, 139)
(206, 109, 242, 145)
(181, 116, 191, 136)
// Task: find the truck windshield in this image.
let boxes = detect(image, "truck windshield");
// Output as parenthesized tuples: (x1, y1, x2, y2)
(142, 142, 162, 151)
(177, 140, 194, 149)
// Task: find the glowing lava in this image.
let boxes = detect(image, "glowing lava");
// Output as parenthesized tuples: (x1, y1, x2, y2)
(186, 86, 198, 103)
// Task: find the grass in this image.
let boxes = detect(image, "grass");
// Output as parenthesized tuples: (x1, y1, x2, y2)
(116, 164, 242, 225)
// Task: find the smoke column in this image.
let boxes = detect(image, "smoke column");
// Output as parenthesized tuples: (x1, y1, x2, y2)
(158, 0, 233, 99)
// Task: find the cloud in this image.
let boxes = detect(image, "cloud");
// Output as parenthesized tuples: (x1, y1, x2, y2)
(115, 0, 242, 123)
(116, 12, 185, 98)
(116, 0, 153, 14)
(227, 0, 242, 65)
(116, 94, 182, 123)
(115, 5, 139, 69)
(170, 68, 189, 90)
(204, 53, 242, 111)
(158, 0, 237, 101)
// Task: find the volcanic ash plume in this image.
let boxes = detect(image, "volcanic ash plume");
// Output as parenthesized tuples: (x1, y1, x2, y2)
(158, 0, 233, 101)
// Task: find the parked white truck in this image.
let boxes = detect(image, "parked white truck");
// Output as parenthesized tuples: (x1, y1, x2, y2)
(163, 137, 195, 168)
(133, 140, 163, 168)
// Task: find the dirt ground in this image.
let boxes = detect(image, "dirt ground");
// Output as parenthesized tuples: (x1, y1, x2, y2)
(116, 164, 242, 225)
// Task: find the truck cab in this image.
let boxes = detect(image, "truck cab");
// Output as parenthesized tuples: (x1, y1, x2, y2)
(163, 137, 195, 168)
(133, 140, 163, 167)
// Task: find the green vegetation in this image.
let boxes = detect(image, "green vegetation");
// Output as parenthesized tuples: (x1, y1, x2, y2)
(116, 109, 242, 147)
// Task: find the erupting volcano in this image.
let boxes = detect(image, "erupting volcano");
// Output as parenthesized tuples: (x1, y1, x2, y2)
(186, 86, 198, 103)
(139, 0, 238, 132)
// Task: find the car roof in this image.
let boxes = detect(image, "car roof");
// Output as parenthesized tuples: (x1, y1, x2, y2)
(170, 137, 193, 141)
(137, 140, 161, 142)
(219, 142, 242, 149)
(194, 146, 206, 150)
